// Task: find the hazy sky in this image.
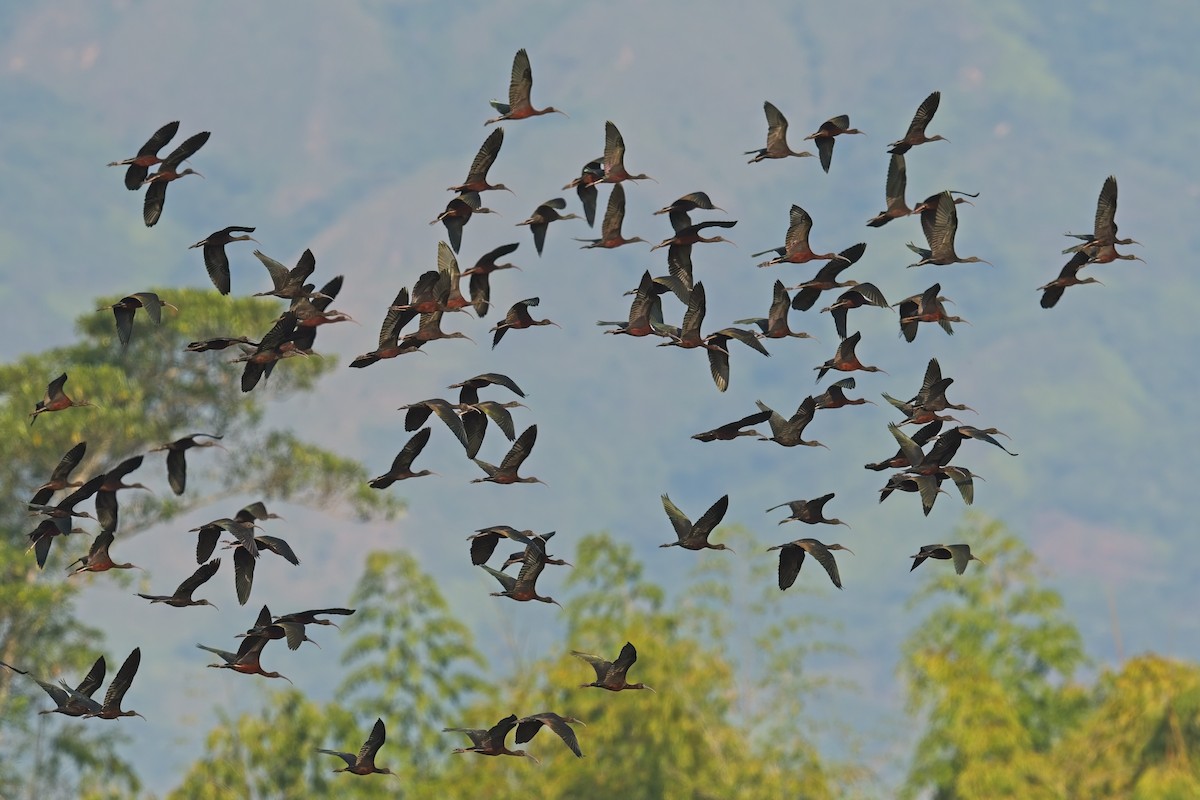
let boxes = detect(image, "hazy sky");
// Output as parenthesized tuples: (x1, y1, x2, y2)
(3, 1, 1197, 792)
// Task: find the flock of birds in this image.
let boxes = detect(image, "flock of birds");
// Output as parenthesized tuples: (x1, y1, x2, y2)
(4, 47, 1143, 773)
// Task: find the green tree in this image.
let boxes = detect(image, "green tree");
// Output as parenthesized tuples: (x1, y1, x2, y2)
(1051, 654, 1200, 798)
(169, 549, 488, 799)
(421, 530, 841, 800)
(899, 514, 1089, 800)
(0, 290, 399, 799)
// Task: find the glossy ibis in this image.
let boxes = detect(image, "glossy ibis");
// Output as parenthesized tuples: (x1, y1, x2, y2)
(821, 283, 890, 340)
(486, 49, 566, 124)
(735, 280, 817, 341)
(515, 713, 585, 758)
(789, 242, 867, 311)
(108, 120, 179, 190)
(29, 373, 95, 426)
(2, 656, 106, 717)
(766, 493, 848, 526)
(705, 326, 771, 393)
(481, 538, 560, 606)
(746, 101, 814, 163)
(519, 198, 580, 255)
(319, 718, 396, 776)
(888, 91, 947, 154)
(767, 539, 854, 590)
(84, 648, 144, 720)
(138, 559, 221, 609)
(815, 331, 886, 380)
(755, 205, 849, 267)
(756, 396, 825, 449)
(598, 271, 666, 336)
(804, 115, 864, 172)
(399, 398, 470, 452)
(491, 297, 560, 349)
(448, 127, 511, 194)
(471, 425, 544, 485)
(66, 528, 141, 577)
(897, 283, 966, 341)
(573, 641, 654, 692)
(98, 292, 177, 348)
(866, 153, 915, 227)
(462, 242, 521, 317)
(600, 120, 654, 184)
(563, 157, 605, 227)
(189, 226, 257, 295)
(575, 184, 647, 249)
(660, 493, 732, 552)
(30, 441, 87, 503)
(432, 192, 495, 253)
(142, 130, 209, 227)
(197, 635, 291, 683)
(93, 454, 150, 531)
(655, 191, 725, 217)
(691, 409, 772, 442)
(1064, 176, 1140, 254)
(152, 431, 225, 494)
(369, 428, 435, 487)
(910, 543, 983, 574)
(1040, 251, 1102, 308)
(445, 714, 539, 763)
(907, 192, 991, 268)
(814, 377, 873, 410)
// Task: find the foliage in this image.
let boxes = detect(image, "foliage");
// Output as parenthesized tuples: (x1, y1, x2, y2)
(1051, 654, 1200, 799)
(337, 550, 490, 772)
(0, 291, 400, 798)
(900, 514, 1089, 800)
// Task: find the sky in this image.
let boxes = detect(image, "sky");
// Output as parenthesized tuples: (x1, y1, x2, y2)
(2, 0, 1198, 793)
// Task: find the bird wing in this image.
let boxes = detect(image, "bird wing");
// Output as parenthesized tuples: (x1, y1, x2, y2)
(887, 423, 926, 468)
(358, 718, 387, 765)
(75, 655, 107, 698)
(475, 402, 518, 441)
(693, 494, 730, 538)
(202, 242, 233, 295)
(112, 304, 136, 347)
(601, 183, 627, 239)
(233, 546, 256, 606)
(102, 647, 140, 710)
(660, 494, 693, 542)
(784, 205, 814, 255)
(498, 425, 537, 471)
(176, 559, 221, 600)
(252, 250, 292, 292)
(289, 249, 317, 288)
(926, 193, 959, 259)
(884, 153, 908, 208)
(196, 526, 221, 564)
(816, 137, 835, 173)
(60, 474, 105, 511)
(460, 372, 525, 398)
(777, 543, 805, 590)
(610, 641, 639, 683)
(571, 651, 613, 683)
(428, 400, 471, 452)
(805, 541, 844, 589)
(680, 282, 707, 339)
(465, 128, 504, 184)
(390, 427, 432, 474)
(257, 535, 300, 566)
(507, 48, 533, 112)
(47, 373, 69, 401)
(514, 539, 549, 589)
(137, 120, 180, 157)
(48, 441, 88, 486)
(763, 101, 789, 149)
(906, 91, 940, 138)
(481, 564, 517, 593)
(317, 749, 358, 768)
(603, 121, 626, 171)
(854, 282, 889, 308)
(162, 131, 210, 171)
(1094, 175, 1118, 243)
(948, 544, 973, 575)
